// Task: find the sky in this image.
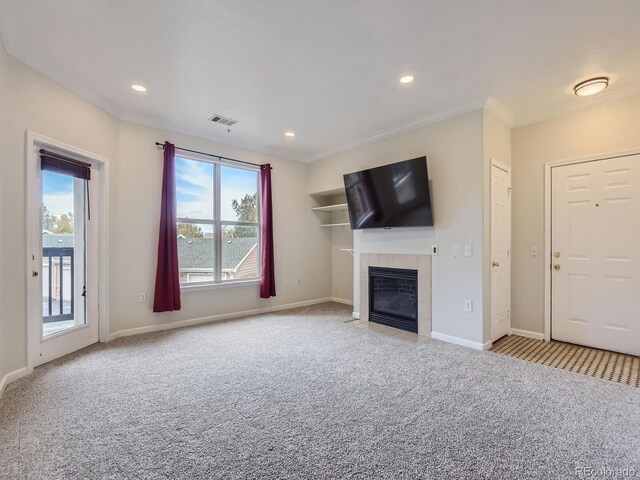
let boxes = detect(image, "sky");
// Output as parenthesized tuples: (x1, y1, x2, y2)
(176, 156, 258, 231)
(43, 171, 74, 217)
(43, 158, 258, 230)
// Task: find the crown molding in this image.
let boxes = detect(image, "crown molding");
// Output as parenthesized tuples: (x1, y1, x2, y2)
(311, 98, 487, 162)
(484, 96, 516, 128)
(514, 82, 640, 127)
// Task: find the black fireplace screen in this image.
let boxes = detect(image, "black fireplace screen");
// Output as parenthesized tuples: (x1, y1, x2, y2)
(369, 266, 418, 332)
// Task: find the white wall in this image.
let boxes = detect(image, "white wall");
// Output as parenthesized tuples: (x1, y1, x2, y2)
(0, 39, 8, 381)
(482, 110, 512, 341)
(511, 97, 640, 335)
(0, 42, 331, 381)
(308, 110, 486, 345)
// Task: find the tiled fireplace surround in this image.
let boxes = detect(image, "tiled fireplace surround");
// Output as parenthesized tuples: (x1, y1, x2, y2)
(360, 253, 432, 336)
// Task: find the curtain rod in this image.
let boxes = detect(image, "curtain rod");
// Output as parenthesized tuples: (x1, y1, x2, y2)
(39, 149, 92, 168)
(155, 142, 269, 169)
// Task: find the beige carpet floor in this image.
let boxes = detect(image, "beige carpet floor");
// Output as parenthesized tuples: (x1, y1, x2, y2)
(490, 335, 640, 387)
(2, 304, 639, 478)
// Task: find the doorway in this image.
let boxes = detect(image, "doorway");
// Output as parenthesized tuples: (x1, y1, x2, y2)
(490, 160, 511, 342)
(27, 133, 108, 368)
(550, 154, 640, 356)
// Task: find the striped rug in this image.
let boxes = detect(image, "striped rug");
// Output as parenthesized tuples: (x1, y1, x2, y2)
(490, 335, 640, 387)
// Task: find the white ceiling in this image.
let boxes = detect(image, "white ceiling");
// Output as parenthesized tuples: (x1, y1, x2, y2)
(1, 0, 639, 162)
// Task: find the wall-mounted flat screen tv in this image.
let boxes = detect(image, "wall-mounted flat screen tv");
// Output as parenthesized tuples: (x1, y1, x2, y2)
(343, 156, 433, 229)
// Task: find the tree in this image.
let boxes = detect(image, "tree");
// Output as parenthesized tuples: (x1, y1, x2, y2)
(231, 193, 257, 223)
(177, 223, 204, 238)
(42, 204, 56, 231)
(55, 213, 74, 234)
(231, 193, 257, 238)
(41, 206, 74, 233)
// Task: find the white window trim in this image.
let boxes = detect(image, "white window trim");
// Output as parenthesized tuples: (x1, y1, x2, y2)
(175, 152, 261, 290)
(181, 279, 261, 292)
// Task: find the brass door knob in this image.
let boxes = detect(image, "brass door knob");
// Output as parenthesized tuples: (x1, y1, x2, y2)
(492, 260, 500, 267)
(553, 264, 561, 271)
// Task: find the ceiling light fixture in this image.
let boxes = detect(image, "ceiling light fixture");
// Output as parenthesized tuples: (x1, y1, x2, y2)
(400, 75, 414, 84)
(573, 77, 608, 96)
(131, 84, 147, 93)
(285, 131, 296, 138)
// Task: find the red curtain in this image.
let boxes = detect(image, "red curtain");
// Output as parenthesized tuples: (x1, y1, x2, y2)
(153, 141, 182, 312)
(260, 164, 276, 298)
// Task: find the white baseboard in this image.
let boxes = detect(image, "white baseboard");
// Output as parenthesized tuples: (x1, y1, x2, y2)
(331, 297, 353, 306)
(509, 328, 545, 340)
(108, 297, 334, 341)
(352, 312, 360, 319)
(431, 331, 492, 351)
(0, 367, 30, 399)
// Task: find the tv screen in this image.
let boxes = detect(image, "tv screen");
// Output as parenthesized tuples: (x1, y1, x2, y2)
(343, 156, 433, 229)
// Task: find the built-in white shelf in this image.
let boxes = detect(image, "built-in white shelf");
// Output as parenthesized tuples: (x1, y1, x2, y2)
(311, 203, 348, 212)
(319, 223, 350, 227)
(340, 248, 354, 256)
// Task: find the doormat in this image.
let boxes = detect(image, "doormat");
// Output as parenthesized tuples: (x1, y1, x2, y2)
(490, 335, 639, 387)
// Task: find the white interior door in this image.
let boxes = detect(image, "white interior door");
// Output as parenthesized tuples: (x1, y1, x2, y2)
(551, 154, 640, 356)
(34, 165, 100, 366)
(491, 163, 511, 342)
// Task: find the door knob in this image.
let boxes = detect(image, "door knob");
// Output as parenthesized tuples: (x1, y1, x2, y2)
(492, 260, 500, 267)
(553, 264, 561, 271)
(554, 251, 561, 258)
(32, 270, 39, 277)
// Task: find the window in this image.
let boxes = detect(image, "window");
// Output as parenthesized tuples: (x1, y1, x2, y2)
(175, 155, 260, 286)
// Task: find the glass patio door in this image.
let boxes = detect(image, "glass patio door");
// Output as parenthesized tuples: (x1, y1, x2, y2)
(41, 171, 87, 338)
(33, 155, 99, 367)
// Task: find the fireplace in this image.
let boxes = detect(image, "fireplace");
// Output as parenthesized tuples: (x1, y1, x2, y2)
(369, 266, 418, 333)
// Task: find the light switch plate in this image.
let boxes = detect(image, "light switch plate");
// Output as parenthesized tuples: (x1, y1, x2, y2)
(464, 245, 472, 257)
(530, 245, 538, 256)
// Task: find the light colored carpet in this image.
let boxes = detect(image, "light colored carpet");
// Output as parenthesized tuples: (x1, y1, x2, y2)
(491, 335, 640, 387)
(1, 302, 639, 479)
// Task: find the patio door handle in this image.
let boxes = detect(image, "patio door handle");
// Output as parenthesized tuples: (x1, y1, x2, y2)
(32, 270, 39, 277)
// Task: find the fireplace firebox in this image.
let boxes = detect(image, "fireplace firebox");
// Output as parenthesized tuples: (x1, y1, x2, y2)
(368, 266, 418, 333)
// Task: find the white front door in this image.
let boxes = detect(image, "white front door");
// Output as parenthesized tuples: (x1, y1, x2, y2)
(551, 154, 640, 356)
(491, 163, 511, 342)
(34, 166, 100, 366)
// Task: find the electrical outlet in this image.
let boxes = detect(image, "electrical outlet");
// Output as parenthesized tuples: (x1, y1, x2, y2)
(139, 292, 146, 303)
(297, 279, 302, 286)
(464, 245, 473, 257)
(284, 280, 289, 287)
(464, 300, 473, 313)
(530, 245, 538, 256)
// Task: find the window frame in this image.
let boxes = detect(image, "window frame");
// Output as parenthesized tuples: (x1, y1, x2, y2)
(175, 152, 261, 289)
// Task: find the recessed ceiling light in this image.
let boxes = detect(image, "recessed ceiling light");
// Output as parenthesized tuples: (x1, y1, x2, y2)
(131, 84, 147, 93)
(574, 77, 608, 96)
(285, 131, 296, 138)
(400, 75, 414, 84)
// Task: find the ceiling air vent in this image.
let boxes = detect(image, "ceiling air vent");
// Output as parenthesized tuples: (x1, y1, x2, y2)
(209, 114, 238, 127)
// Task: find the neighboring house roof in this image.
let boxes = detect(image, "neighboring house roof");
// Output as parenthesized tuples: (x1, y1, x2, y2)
(178, 237, 257, 271)
(42, 234, 74, 248)
(41, 234, 258, 272)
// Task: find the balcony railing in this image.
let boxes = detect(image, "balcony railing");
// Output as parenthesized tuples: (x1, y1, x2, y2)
(42, 247, 74, 323)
